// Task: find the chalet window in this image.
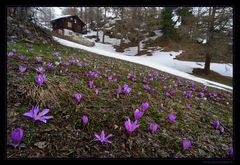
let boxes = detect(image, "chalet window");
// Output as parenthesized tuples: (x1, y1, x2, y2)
(74, 19, 77, 23)
(69, 31, 72, 35)
(67, 22, 72, 28)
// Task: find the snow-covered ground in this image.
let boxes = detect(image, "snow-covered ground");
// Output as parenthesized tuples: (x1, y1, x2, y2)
(53, 36, 232, 92)
(82, 30, 232, 78)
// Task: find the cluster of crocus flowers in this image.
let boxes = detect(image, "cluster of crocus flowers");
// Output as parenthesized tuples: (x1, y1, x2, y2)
(134, 109, 143, 120)
(74, 93, 82, 102)
(149, 123, 158, 134)
(23, 105, 53, 123)
(95, 130, 112, 144)
(123, 84, 132, 95)
(183, 139, 191, 150)
(82, 115, 88, 126)
(11, 128, 23, 147)
(141, 102, 149, 111)
(168, 114, 176, 123)
(212, 120, 224, 134)
(19, 65, 27, 73)
(125, 118, 139, 134)
(35, 74, 47, 86)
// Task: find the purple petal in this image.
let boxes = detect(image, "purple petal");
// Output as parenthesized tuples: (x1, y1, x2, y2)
(38, 109, 49, 117)
(105, 134, 113, 139)
(23, 111, 34, 118)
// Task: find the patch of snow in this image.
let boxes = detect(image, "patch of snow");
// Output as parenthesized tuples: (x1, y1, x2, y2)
(53, 36, 232, 92)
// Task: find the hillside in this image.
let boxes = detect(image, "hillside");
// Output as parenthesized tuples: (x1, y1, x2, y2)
(7, 37, 233, 158)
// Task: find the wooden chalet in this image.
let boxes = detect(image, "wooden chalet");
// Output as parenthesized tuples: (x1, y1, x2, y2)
(51, 15, 86, 36)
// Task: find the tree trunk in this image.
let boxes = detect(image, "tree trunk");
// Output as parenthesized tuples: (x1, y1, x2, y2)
(137, 41, 140, 55)
(204, 52, 211, 74)
(204, 7, 216, 75)
(102, 8, 107, 43)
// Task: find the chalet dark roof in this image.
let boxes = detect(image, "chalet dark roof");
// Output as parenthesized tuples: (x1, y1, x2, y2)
(51, 15, 85, 25)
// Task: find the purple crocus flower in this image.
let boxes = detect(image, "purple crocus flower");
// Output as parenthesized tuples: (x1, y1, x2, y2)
(171, 90, 176, 95)
(183, 139, 191, 150)
(95, 130, 112, 144)
(134, 109, 143, 120)
(89, 80, 94, 89)
(46, 62, 53, 69)
(19, 65, 27, 73)
(168, 114, 176, 123)
(108, 76, 113, 81)
(124, 87, 132, 95)
(18, 55, 27, 60)
(144, 84, 150, 91)
(123, 84, 129, 90)
(77, 62, 82, 67)
(11, 128, 23, 147)
(95, 88, 99, 95)
(186, 91, 192, 99)
(116, 87, 122, 94)
(125, 118, 139, 134)
(166, 92, 170, 97)
(159, 103, 164, 109)
(82, 115, 88, 125)
(141, 102, 149, 111)
(36, 66, 45, 74)
(7, 51, 14, 57)
(35, 74, 47, 86)
(137, 91, 142, 96)
(113, 78, 118, 83)
(213, 120, 220, 129)
(23, 105, 53, 123)
(53, 52, 59, 56)
(36, 56, 42, 62)
(228, 147, 233, 156)
(150, 123, 158, 134)
(186, 104, 192, 109)
(74, 93, 82, 102)
(220, 127, 224, 134)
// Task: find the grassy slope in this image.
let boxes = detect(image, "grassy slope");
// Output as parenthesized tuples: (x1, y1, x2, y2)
(7, 40, 233, 158)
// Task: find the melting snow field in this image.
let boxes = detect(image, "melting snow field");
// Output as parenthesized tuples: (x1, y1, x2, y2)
(53, 36, 232, 92)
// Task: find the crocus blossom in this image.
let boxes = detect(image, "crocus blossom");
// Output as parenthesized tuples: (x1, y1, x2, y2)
(116, 87, 122, 94)
(82, 115, 88, 125)
(74, 93, 82, 102)
(19, 66, 27, 73)
(186, 104, 192, 109)
(46, 62, 53, 69)
(36, 56, 42, 62)
(166, 92, 170, 97)
(150, 123, 158, 134)
(36, 66, 45, 74)
(18, 55, 27, 60)
(8, 52, 14, 57)
(183, 139, 191, 150)
(89, 80, 94, 89)
(168, 114, 176, 123)
(124, 87, 132, 95)
(141, 102, 149, 111)
(125, 118, 139, 134)
(213, 120, 220, 129)
(228, 147, 233, 156)
(23, 105, 53, 123)
(95, 130, 112, 144)
(11, 128, 23, 147)
(134, 109, 143, 120)
(220, 127, 224, 134)
(35, 74, 47, 86)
